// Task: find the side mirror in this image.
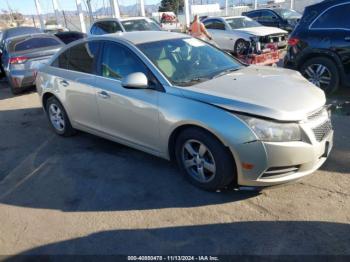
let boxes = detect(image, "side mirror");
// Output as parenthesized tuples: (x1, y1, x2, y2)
(122, 72, 149, 89)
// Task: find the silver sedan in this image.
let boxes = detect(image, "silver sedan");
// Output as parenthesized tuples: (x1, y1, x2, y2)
(36, 31, 333, 191)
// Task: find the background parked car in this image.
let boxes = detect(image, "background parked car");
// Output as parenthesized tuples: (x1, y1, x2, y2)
(284, 0, 350, 94)
(2, 33, 63, 94)
(243, 8, 302, 32)
(89, 17, 161, 35)
(54, 31, 87, 44)
(0, 26, 42, 76)
(202, 16, 288, 55)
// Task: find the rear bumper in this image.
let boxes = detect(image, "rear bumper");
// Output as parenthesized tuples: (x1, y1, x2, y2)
(6, 70, 36, 88)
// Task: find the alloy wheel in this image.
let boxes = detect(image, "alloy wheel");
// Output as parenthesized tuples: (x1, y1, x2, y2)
(49, 103, 65, 131)
(181, 139, 216, 183)
(303, 63, 332, 90)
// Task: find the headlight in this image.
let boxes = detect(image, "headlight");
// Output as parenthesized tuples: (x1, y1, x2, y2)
(240, 116, 301, 142)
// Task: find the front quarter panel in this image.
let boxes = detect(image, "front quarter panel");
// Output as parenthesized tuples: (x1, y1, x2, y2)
(158, 87, 259, 155)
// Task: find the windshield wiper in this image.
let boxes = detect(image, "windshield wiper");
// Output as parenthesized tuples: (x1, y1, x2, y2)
(174, 77, 211, 86)
(212, 68, 239, 79)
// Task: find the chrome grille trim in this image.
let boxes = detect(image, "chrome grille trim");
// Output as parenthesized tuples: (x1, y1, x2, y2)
(312, 120, 332, 142)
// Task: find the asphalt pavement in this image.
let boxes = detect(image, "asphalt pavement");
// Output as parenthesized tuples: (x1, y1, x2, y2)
(0, 79, 349, 256)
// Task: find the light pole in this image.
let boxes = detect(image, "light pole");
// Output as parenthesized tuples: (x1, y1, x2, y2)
(34, 0, 45, 29)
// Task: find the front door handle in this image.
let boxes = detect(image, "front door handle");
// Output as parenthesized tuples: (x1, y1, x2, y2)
(344, 36, 350, 41)
(59, 79, 69, 87)
(97, 90, 110, 99)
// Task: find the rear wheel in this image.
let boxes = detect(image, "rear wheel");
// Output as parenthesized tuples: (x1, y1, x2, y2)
(300, 57, 339, 94)
(175, 127, 236, 191)
(45, 96, 76, 136)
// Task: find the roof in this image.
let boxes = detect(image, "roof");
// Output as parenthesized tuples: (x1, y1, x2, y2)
(92, 17, 151, 23)
(93, 31, 188, 45)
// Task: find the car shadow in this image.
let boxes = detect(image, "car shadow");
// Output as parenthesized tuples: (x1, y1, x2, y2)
(4, 221, 350, 256)
(0, 107, 258, 212)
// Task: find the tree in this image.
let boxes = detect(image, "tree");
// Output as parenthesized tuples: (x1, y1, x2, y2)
(0, 9, 24, 27)
(158, 0, 184, 14)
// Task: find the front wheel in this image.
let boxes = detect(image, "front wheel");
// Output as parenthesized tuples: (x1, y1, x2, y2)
(234, 39, 249, 56)
(175, 128, 236, 191)
(300, 57, 340, 94)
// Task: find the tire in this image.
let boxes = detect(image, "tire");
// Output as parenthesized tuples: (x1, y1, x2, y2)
(45, 96, 76, 136)
(0, 64, 5, 78)
(234, 39, 249, 56)
(175, 127, 236, 191)
(9, 83, 21, 95)
(300, 57, 340, 94)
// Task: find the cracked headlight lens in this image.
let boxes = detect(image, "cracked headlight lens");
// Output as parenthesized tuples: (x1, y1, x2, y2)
(240, 116, 301, 142)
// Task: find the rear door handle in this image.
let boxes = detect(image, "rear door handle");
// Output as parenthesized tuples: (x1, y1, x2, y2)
(345, 36, 350, 41)
(59, 79, 69, 87)
(97, 90, 110, 99)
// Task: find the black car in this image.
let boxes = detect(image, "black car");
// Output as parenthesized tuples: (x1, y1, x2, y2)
(284, 0, 350, 94)
(0, 26, 42, 76)
(54, 31, 87, 44)
(242, 8, 302, 32)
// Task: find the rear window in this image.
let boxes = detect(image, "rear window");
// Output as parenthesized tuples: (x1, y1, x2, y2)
(6, 27, 42, 39)
(121, 19, 161, 32)
(91, 21, 123, 35)
(11, 37, 61, 52)
(311, 3, 350, 29)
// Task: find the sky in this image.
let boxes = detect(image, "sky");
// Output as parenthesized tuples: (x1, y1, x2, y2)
(0, 0, 161, 15)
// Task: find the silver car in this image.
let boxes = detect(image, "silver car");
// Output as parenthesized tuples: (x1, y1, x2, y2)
(3, 33, 63, 94)
(89, 17, 161, 35)
(36, 31, 333, 191)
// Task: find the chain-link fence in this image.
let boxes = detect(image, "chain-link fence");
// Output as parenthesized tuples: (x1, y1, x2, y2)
(1, 0, 324, 33)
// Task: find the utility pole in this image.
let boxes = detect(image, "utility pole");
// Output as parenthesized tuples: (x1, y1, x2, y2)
(139, 0, 145, 17)
(184, 0, 190, 28)
(225, 0, 228, 16)
(32, 15, 36, 27)
(62, 10, 68, 28)
(86, 0, 94, 25)
(110, 0, 121, 18)
(254, 0, 258, 10)
(34, 0, 45, 29)
(290, 0, 295, 9)
(75, 0, 86, 33)
(52, 0, 60, 24)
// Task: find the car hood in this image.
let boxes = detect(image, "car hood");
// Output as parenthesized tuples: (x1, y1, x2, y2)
(234, 26, 287, 36)
(178, 66, 326, 121)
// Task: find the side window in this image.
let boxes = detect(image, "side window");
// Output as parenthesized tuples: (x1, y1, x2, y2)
(246, 11, 261, 19)
(260, 10, 276, 21)
(311, 3, 350, 29)
(67, 42, 99, 73)
(52, 41, 100, 73)
(101, 42, 148, 80)
(211, 20, 225, 30)
(203, 20, 214, 29)
(52, 49, 69, 69)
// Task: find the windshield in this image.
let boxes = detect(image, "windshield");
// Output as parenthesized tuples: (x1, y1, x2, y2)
(226, 17, 262, 29)
(274, 9, 301, 19)
(121, 19, 161, 32)
(138, 38, 242, 86)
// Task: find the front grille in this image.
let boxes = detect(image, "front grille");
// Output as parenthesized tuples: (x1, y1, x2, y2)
(312, 120, 332, 142)
(262, 165, 300, 178)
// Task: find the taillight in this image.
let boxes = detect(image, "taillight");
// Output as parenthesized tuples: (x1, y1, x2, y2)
(9, 56, 28, 64)
(288, 37, 299, 47)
